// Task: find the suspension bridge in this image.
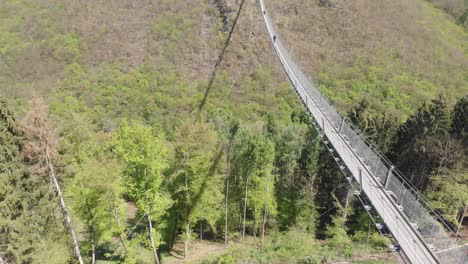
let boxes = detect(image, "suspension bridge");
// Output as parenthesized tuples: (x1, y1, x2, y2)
(259, 0, 468, 263)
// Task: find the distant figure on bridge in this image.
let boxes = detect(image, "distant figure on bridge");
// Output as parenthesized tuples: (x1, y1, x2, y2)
(273, 35, 276, 42)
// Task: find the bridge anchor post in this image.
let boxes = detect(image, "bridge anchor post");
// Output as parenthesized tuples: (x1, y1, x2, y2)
(339, 117, 346, 134)
(359, 167, 363, 192)
(384, 166, 394, 190)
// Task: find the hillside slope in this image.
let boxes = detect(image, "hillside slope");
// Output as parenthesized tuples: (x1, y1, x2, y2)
(0, 0, 466, 263)
(265, 0, 467, 116)
(1, 0, 466, 117)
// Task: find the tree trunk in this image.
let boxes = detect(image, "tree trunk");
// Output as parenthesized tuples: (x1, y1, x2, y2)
(184, 222, 191, 261)
(342, 190, 351, 227)
(262, 172, 271, 244)
(199, 221, 203, 240)
(112, 194, 127, 255)
(46, 149, 84, 264)
(170, 213, 179, 250)
(456, 203, 468, 235)
(253, 204, 257, 241)
(225, 144, 231, 247)
(242, 177, 249, 242)
(91, 237, 96, 264)
(261, 183, 269, 244)
(261, 217, 266, 243)
(147, 214, 161, 264)
(365, 221, 371, 256)
(224, 176, 230, 247)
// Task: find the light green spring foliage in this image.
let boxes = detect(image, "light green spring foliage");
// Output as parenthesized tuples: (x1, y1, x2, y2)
(316, 49, 439, 118)
(325, 195, 353, 259)
(273, 124, 312, 230)
(275, 124, 307, 179)
(68, 159, 125, 258)
(200, 228, 325, 264)
(231, 128, 278, 232)
(112, 121, 173, 254)
(350, 209, 390, 252)
(52, 61, 193, 139)
(247, 134, 277, 229)
(173, 119, 223, 230)
(112, 121, 172, 216)
(0, 0, 465, 262)
(428, 169, 468, 223)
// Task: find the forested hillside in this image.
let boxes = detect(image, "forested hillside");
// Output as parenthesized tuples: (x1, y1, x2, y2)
(0, 0, 466, 263)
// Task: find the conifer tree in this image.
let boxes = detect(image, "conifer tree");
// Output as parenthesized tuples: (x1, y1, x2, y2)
(348, 98, 397, 153)
(452, 95, 468, 147)
(392, 95, 454, 190)
(22, 96, 83, 264)
(0, 99, 25, 263)
(0, 98, 70, 263)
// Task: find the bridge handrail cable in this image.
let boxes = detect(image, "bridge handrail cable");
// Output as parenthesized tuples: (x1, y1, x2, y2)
(259, 2, 467, 262)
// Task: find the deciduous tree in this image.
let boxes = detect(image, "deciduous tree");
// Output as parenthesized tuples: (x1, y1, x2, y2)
(113, 121, 172, 264)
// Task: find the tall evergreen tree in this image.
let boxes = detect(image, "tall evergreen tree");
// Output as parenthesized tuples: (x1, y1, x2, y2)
(0, 99, 26, 263)
(0, 99, 70, 263)
(392, 95, 454, 190)
(22, 96, 83, 264)
(452, 95, 468, 147)
(314, 145, 349, 238)
(348, 98, 397, 154)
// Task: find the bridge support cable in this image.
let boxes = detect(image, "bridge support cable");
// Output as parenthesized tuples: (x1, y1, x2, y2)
(312, 116, 404, 263)
(258, 0, 467, 263)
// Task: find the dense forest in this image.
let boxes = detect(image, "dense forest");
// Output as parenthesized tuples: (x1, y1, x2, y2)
(0, 0, 467, 263)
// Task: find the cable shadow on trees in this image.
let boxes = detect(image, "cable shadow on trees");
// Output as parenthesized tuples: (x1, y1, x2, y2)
(198, 0, 246, 113)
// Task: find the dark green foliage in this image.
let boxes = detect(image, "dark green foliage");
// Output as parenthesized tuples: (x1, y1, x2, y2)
(0, 100, 68, 263)
(313, 145, 349, 238)
(392, 95, 457, 190)
(274, 121, 319, 232)
(390, 95, 467, 224)
(213, 0, 230, 32)
(452, 95, 468, 146)
(0, 100, 25, 262)
(347, 99, 398, 154)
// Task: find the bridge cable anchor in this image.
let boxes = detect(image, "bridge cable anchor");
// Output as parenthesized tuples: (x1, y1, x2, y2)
(384, 166, 394, 190)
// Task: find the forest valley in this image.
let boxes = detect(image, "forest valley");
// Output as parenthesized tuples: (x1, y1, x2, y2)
(0, 93, 467, 263)
(0, 0, 467, 263)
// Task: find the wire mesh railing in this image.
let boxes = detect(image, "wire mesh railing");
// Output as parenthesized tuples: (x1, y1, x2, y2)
(259, 1, 467, 262)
